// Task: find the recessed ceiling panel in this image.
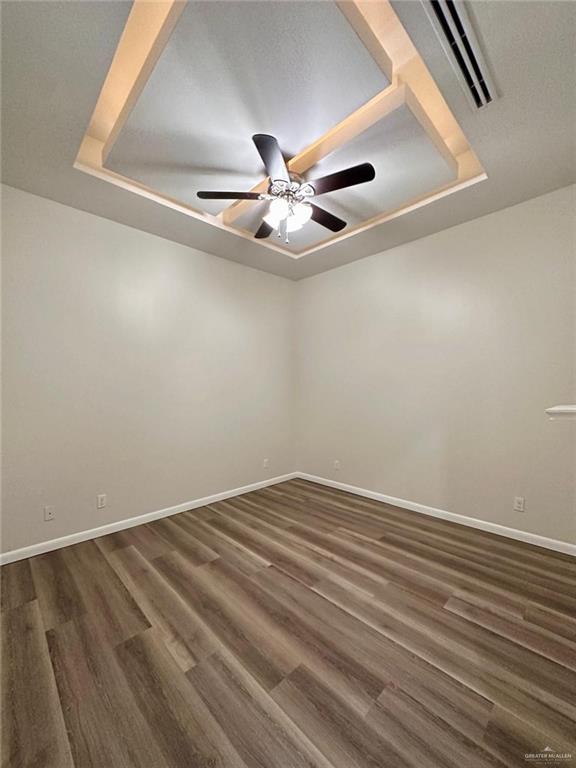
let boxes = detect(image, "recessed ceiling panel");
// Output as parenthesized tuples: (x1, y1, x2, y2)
(234, 102, 456, 251)
(106, 1, 390, 216)
(308, 102, 456, 221)
(73, 0, 488, 265)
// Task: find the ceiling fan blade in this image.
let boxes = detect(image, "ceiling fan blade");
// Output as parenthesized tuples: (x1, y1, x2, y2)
(310, 204, 347, 232)
(252, 134, 290, 182)
(197, 191, 262, 200)
(254, 221, 273, 239)
(310, 162, 375, 195)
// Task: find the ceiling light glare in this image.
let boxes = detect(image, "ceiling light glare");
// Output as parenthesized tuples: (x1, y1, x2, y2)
(286, 217, 303, 233)
(292, 202, 312, 226)
(263, 212, 281, 229)
(286, 203, 312, 232)
(269, 197, 290, 221)
(264, 199, 312, 233)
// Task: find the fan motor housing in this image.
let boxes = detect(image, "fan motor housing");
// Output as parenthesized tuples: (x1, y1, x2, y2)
(268, 178, 315, 203)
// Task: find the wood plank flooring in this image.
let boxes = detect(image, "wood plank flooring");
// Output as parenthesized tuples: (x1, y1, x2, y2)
(2, 479, 576, 767)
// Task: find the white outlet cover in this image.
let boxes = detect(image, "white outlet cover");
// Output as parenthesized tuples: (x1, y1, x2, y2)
(513, 496, 525, 512)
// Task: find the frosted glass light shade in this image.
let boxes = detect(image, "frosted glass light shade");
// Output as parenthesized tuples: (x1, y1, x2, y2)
(286, 203, 313, 232)
(263, 212, 281, 228)
(263, 200, 312, 232)
(292, 202, 312, 226)
(269, 198, 290, 220)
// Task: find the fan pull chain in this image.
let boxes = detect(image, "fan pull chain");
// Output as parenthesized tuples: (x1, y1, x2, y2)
(276, 219, 289, 244)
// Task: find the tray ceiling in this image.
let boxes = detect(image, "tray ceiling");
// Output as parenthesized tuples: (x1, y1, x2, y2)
(107, 0, 390, 218)
(74, 0, 485, 260)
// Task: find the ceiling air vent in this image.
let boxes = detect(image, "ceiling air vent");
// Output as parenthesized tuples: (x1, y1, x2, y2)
(423, 0, 496, 109)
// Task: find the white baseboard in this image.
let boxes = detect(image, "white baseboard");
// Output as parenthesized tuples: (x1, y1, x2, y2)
(0, 473, 299, 565)
(297, 473, 576, 557)
(2, 470, 574, 564)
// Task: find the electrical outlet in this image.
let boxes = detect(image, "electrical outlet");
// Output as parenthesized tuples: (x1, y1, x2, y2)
(513, 496, 525, 513)
(44, 505, 55, 522)
(263, 458, 270, 469)
(333, 459, 341, 471)
(97, 494, 107, 510)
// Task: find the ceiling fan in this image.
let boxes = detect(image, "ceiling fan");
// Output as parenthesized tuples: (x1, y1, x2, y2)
(197, 134, 375, 243)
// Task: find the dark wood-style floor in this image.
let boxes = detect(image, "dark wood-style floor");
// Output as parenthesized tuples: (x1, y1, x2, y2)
(2, 479, 576, 768)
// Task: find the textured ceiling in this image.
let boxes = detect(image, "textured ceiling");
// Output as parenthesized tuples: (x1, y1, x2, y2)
(1, 1, 575, 279)
(304, 104, 455, 223)
(107, 1, 390, 218)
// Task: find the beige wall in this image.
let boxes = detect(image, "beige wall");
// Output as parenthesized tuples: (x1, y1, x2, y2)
(1, 186, 296, 553)
(296, 186, 576, 544)
(3, 184, 575, 554)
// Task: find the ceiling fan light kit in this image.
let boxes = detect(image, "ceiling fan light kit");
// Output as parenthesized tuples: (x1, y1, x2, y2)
(196, 134, 376, 243)
(263, 197, 313, 240)
(262, 181, 314, 242)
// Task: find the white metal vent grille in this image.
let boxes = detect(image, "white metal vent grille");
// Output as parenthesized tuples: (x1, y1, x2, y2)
(422, 0, 497, 109)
